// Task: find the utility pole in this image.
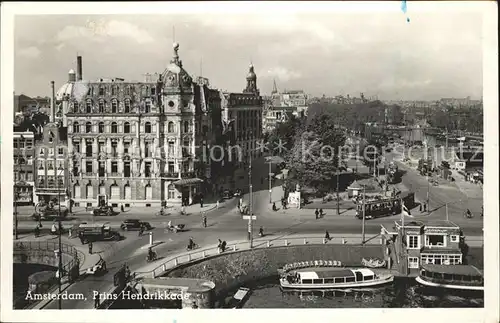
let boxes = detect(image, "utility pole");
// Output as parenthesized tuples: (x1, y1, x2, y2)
(248, 151, 253, 247)
(268, 160, 272, 204)
(336, 168, 340, 215)
(361, 186, 366, 244)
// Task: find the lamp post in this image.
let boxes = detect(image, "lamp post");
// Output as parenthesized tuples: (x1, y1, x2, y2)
(361, 185, 366, 244)
(268, 160, 272, 204)
(248, 152, 253, 246)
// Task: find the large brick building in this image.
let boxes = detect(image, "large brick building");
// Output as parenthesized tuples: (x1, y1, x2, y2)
(58, 44, 225, 207)
(13, 130, 36, 205)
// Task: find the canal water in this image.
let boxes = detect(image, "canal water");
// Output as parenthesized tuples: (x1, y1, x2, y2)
(237, 276, 483, 308)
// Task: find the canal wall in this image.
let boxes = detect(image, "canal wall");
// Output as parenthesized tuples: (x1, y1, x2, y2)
(166, 244, 384, 298)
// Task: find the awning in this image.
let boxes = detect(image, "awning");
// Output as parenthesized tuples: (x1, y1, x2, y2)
(173, 178, 204, 186)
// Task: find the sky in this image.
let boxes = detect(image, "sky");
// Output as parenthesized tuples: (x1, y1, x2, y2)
(14, 10, 483, 101)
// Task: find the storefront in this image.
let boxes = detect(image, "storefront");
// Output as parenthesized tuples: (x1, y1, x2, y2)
(14, 181, 34, 205)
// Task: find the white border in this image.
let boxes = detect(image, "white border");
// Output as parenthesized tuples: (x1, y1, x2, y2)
(1, 2, 498, 323)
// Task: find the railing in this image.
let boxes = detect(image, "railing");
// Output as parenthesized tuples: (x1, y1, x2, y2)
(137, 235, 372, 279)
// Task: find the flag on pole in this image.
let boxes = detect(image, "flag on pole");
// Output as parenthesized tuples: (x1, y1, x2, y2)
(401, 201, 411, 217)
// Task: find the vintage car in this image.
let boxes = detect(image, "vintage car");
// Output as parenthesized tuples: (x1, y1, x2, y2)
(120, 219, 152, 231)
(93, 205, 116, 216)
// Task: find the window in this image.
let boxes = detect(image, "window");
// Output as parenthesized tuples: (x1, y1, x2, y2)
(407, 235, 420, 249)
(426, 234, 445, 247)
(345, 277, 355, 283)
(86, 142, 93, 157)
(408, 257, 419, 269)
(145, 142, 151, 158)
(302, 279, 312, 284)
(183, 139, 190, 150)
(37, 176, 45, 187)
(183, 162, 189, 173)
(450, 235, 459, 243)
(111, 122, 118, 133)
(145, 101, 151, 113)
(124, 122, 130, 133)
(99, 100, 105, 113)
(98, 162, 105, 177)
(112, 100, 118, 113)
(124, 184, 131, 199)
(124, 99, 130, 113)
(124, 161, 131, 177)
(168, 161, 175, 173)
(74, 102, 79, 112)
(86, 100, 92, 113)
(58, 176, 64, 187)
(123, 141, 130, 154)
(73, 141, 80, 153)
(27, 157, 33, 165)
(112, 86, 117, 95)
(145, 122, 152, 133)
(111, 184, 120, 199)
(145, 184, 153, 199)
(145, 162, 152, 177)
(168, 141, 175, 156)
(58, 148, 64, 156)
(168, 184, 176, 199)
(99, 122, 104, 133)
(151, 87, 156, 95)
(86, 122, 92, 133)
(47, 161, 54, 170)
(39, 148, 45, 156)
(86, 184, 93, 198)
(111, 161, 118, 173)
(111, 141, 118, 156)
(183, 121, 189, 133)
(168, 122, 175, 133)
(99, 87, 104, 96)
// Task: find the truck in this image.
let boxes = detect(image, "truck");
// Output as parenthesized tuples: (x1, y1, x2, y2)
(76, 223, 121, 244)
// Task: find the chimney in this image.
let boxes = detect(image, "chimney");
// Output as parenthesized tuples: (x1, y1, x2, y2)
(77, 56, 83, 81)
(51, 81, 56, 123)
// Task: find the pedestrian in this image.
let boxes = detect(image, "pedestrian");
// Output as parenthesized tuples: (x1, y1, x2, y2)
(203, 214, 207, 228)
(423, 203, 427, 212)
(319, 208, 324, 217)
(419, 204, 422, 212)
(315, 209, 319, 219)
(216, 200, 219, 209)
(200, 198, 204, 208)
(69, 228, 72, 239)
(325, 230, 331, 241)
(120, 204, 125, 213)
(94, 294, 100, 309)
(88, 241, 93, 255)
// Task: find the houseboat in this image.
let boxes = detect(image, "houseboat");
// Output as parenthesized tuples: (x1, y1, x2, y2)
(280, 268, 394, 290)
(415, 264, 483, 291)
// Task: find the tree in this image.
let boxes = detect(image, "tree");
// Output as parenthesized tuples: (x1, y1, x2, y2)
(286, 113, 345, 192)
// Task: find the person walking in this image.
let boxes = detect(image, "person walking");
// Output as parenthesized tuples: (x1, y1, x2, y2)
(202, 214, 207, 228)
(200, 197, 204, 208)
(315, 209, 319, 219)
(325, 230, 331, 241)
(216, 200, 219, 209)
(88, 241, 93, 255)
(94, 294, 100, 309)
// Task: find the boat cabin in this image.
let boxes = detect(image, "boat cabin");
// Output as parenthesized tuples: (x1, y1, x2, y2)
(419, 264, 483, 286)
(291, 269, 376, 285)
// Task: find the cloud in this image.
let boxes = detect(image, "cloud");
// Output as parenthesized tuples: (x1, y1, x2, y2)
(55, 19, 154, 44)
(17, 46, 41, 58)
(264, 67, 302, 82)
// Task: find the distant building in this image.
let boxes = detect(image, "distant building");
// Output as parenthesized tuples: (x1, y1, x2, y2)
(220, 64, 263, 188)
(13, 130, 36, 205)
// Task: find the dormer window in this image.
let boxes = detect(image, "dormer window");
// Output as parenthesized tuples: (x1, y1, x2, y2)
(124, 99, 131, 113)
(86, 100, 92, 113)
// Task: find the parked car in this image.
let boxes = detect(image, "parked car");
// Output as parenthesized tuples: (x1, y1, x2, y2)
(77, 223, 121, 244)
(93, 205, 116, 216)
(233, 189, 243, 197)
(222, 189, 233, 200)
(120, 219, 152, 231)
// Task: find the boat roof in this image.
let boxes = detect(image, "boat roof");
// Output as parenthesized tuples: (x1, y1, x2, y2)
(233, 288, 249, 300)
(298, 269, 356, 279)
(421, 264, 483, 276)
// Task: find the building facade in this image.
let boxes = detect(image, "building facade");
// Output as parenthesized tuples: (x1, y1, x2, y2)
(33, 122, 69, 205)
(13, 131, 36, 205)
(262, 85, 307, 133)
(60, 44, 220, 207)
(220, 64, 263, 186)
(381, 220, 463, 276)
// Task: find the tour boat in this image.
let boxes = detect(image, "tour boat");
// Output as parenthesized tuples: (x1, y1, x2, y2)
(280, 268, 394, 289)
(415, 264, 484, 291)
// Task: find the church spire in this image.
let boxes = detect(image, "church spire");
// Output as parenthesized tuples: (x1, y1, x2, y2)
(244, 63, 258, 94)
(272, 79, 278, 94)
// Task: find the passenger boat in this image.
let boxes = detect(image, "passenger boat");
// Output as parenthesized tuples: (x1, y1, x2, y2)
(277, 260, 343, 276)
(415, 264, 483, 291)
(227, 287, 251, 309)
(280, 268, 394, 289)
